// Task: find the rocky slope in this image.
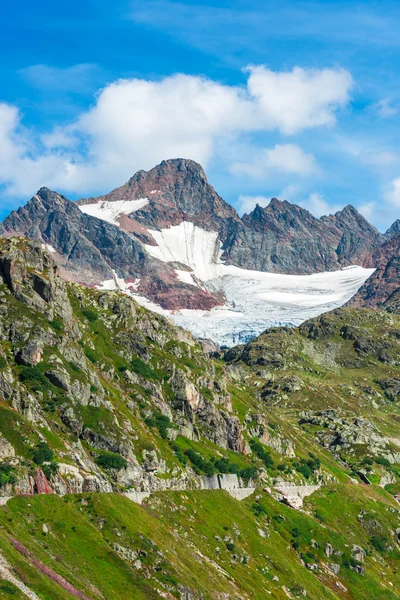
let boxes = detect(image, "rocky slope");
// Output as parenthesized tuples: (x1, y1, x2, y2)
(0, 240, 399, 597)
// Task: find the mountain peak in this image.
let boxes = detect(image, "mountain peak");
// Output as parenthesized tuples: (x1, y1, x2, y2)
(385, 219, 400, 239)
(127, 158, 208, 186)
(81, 157, 238, 233)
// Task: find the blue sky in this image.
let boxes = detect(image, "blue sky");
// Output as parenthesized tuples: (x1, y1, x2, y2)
(1, 0, 400, 230)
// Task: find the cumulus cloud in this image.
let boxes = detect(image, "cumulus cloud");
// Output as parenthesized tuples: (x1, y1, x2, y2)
(298, 192, 342, 218)
(0, 65, 353, 198)
(231, 144, 317, 178)
(385, 177, 400, 207)
(246, 66, 353, 135)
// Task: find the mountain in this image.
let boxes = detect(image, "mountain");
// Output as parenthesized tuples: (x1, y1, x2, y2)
(0, 159, 383, 345)
(0, 239, 399, 598)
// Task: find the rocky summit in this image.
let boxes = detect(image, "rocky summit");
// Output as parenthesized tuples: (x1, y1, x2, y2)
(1, 158, 392, 345)
(0, 237, 398, 598)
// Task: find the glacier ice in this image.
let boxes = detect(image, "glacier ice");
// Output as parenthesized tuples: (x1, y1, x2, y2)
(109, 222, 375, 347)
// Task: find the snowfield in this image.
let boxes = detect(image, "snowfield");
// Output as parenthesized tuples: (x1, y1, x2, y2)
(78, 198, 149, 226)
(102, 221, 375, 347)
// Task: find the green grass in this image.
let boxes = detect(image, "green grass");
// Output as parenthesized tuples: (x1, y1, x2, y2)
(0, 491, 353, 600)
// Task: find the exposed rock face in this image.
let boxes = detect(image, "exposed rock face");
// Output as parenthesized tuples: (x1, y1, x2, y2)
(223, 200, 382, 274)
(321, 205, 383, 267)
(0, 237, 73, 323)
(349, 231, 400, 308)
(299, 411, 400, 463)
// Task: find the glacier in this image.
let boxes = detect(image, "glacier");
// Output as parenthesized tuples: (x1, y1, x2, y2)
(105, 221, 375, 347)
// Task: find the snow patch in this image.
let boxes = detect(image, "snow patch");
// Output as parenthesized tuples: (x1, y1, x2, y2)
(176, 270, 197, 286)
(78, 198, 149, 227)
(145, 222, 221, 281)
(46, 244, 56, 253)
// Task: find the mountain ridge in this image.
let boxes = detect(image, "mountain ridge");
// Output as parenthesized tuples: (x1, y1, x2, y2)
(0, 158, 396, 344)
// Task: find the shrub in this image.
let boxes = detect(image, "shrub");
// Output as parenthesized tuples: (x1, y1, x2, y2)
(185, 449, 215, 476)
(226, 542, 235, 552)
(0, 356, 7, 369)
(171, 444, 187, 465)
(0, 583, 16, 594)
(371, 535, 389, 553)
(291, 527, 301, 538)
(32, 442, 54, 465)
(307, 453, 320, 471)
(249, 439, 275, 469)
(84, 348, 98, 364)
(214, 458, 240, 475)
(49, 318, 64, 333)
(130, 357, 157, 380)
(251, 503, 267, 517)
(82, 309, 98, 322)
(96, 451, 127, 471)
(145, 413, 174, 439)
(42, 462, 59, 480)
(375, 457, 391, 469)
(296, 463, 312, 479)
(273, 515, 284, 524)
(240, 466, 258, 482)
(0, 463, 15, 487)
(20, 366, 47, 386)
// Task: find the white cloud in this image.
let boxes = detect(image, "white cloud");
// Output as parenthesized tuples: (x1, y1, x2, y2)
(0, 65, 353, 198)
(374, 98, 399, 119)
(358, 201, 376, 221)
(231, 144, 317, 178)
(20, 63, 102, 93)
(299, 192, 342, 218)
(385, 177, 400, 207)
(246, 66, 353, 135)
(340, 134, 399, 169)
(238, 190, 344, 219)
(238, 195, 271, 215)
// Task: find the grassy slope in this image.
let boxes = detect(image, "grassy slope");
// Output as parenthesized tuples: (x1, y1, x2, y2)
(0, 487, 398, 599)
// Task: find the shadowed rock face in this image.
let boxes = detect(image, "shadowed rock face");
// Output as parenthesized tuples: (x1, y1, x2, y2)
(349, 232, 400, 309)
(0, 158, 389, 311)
(223, 200, 341, 273)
